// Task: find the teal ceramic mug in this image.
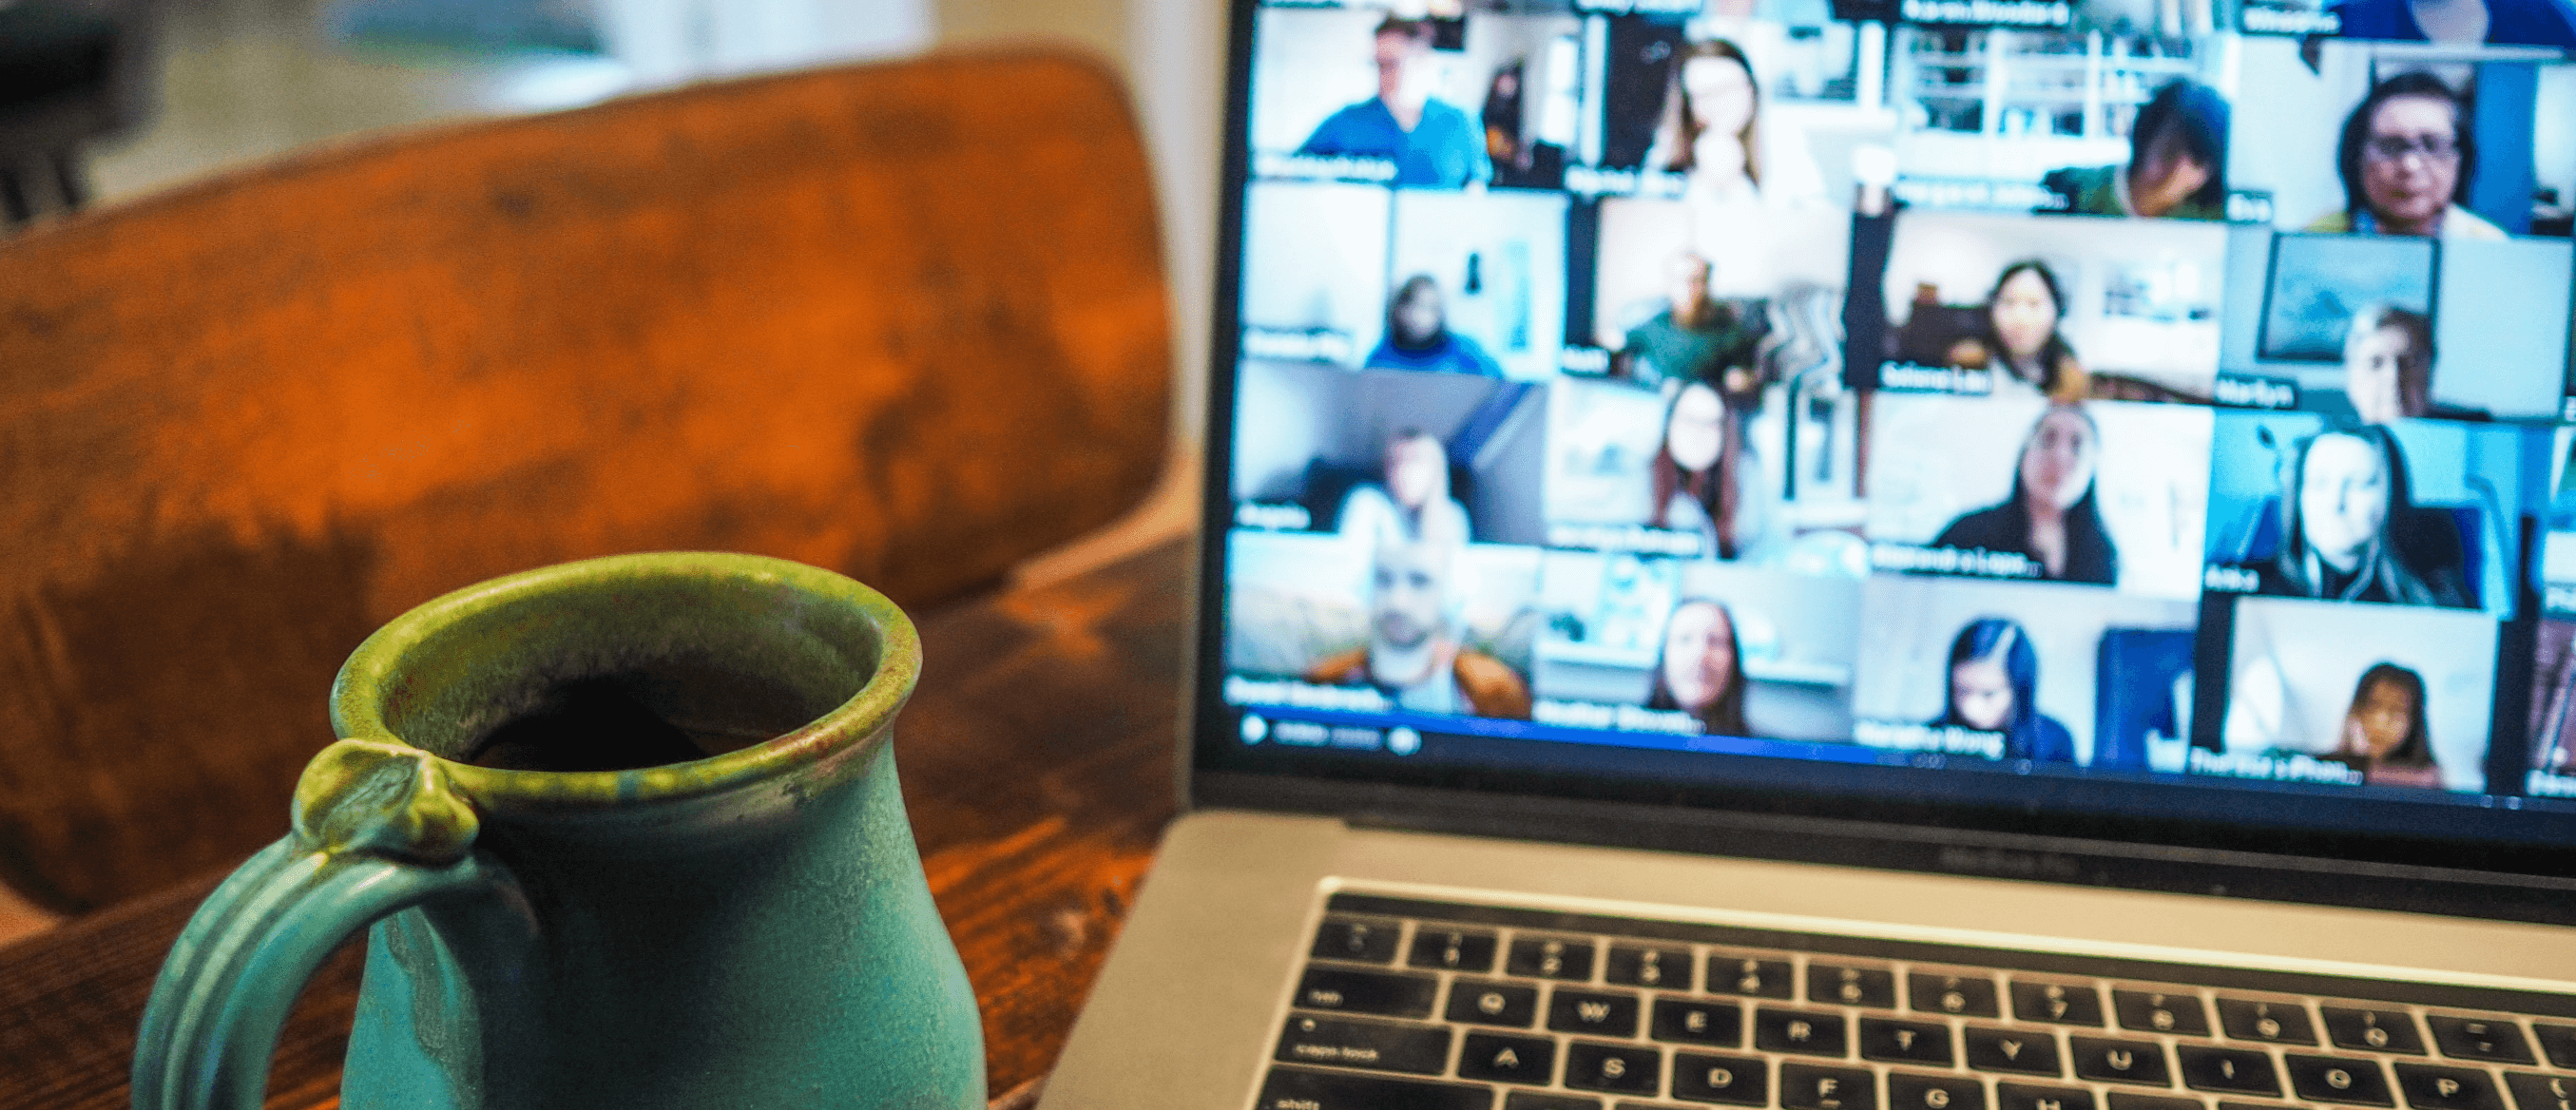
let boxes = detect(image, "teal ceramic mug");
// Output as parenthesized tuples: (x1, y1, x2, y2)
(131, 552, 985, 1110)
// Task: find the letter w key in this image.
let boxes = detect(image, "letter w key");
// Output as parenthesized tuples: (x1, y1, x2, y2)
(1548, 989, 1642, 1038)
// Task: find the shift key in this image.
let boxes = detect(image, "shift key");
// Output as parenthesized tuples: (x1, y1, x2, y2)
(1258, 1065, 1495, 1110)
(1276, 1014, 1454, 1075)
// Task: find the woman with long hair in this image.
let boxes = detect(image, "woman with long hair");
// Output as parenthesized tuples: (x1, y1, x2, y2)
(1930, 618, 2075, 763)
(1947, 260, 2089, 402)
(1931, 405, 2119, 585)
(2261, 423, 2470, 607)
(2335, 663, 2444, 788)
(1646, 598, 1751, 737)
(1647, 39, 1825, 207)
(1648, 382, 1779, 562)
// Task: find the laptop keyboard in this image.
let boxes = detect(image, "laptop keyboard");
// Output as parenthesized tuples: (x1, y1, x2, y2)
(1253, 893, 2576, 1110)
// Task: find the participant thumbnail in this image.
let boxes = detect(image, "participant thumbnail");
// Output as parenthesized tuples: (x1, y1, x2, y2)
(1225, 528, 1546, 720)
(1848, 576, 2199, 766)
(1231, 361, 1548, 546)
(1528, 552, 1864, 741)
(1248, 7, 1587, 188)
(1591, 17, 1892, 208)
(2227, 37, 2576, 239)
(1388, 188, 1570, 380)
(2201, 412, 2539, 615)
(2528, 615, 2576, 794)
(2214, 595, 2495, 793)
(1590, 198, 1851, 395)
(1889, 28, 2231, 218)
(2212, 227, 2569, 420)
(1542, 375, 1872, 575)
(1874, 211, 2226, 401)
(1865, 395, 2211, 598)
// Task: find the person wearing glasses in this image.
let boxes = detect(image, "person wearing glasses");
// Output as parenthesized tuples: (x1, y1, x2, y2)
(2307, 72, 2505, 239)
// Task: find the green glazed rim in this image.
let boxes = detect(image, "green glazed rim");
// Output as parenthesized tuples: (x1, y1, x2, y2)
(329, 551, 921, 812)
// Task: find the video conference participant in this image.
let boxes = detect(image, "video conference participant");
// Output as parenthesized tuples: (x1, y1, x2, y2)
(1946, 261, 2091, 403)
(2341, 305, 2444, 423)
(2040, 80, 2231, 220)
(1619, 252, 1766, 395)
(1931, 618, 2076, 763)
(1930, 405, 2119, 585)
(1366, 275, 1504, 376)
(1644, 38, 1829, 208)
(1303, 533, 1533, 718)
(1297, 16, 1493, 189)
(2258, 423, 2471, 607)
(1339, 428, 1471, 547)
(2329, 0, 2576, 48)
(2332, 662, 2446, 787)
(2308, 71, 2504, 239)
(1646, 598, 1752, 737)
(1652, 382, 1787, 563)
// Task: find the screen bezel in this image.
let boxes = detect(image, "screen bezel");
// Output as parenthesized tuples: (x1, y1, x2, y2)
(1187, 0, 2576, 925)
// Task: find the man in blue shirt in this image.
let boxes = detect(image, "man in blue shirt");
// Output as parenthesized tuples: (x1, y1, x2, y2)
(1298, 17, 1492, 189)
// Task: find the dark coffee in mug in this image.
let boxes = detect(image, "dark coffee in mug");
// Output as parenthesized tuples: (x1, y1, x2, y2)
(464, 659, 835, 772)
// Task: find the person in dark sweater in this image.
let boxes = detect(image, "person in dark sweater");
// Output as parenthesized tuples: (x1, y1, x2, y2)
(2257, 423, 2470, 608)
(1931, 404, 2119, 586)
(1931, 617, 2076, 764)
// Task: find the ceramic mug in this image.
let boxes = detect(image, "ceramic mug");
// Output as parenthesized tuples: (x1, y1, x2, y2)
(131, 552, 984, 1110)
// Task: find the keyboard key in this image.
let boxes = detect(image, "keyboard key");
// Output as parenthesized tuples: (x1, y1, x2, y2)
(1757, 1007, 1852, 1057)
(2177, 1046, 2281, 1096)
(1294, 966, 1440, 1018)
(1813, 964, 1900, 1009)
(1510, 935, 1599, 982)
(1781, 1063, 1877, 1110)
(1890, 1071, 1989, 1110)
(2324, 1008, 2428, 1056)
(2107, 1097, 2203, 1110)
(1312, 917, 1402, 963)
(1274, 1014, 1451, 1076)
(1506, 1095, 1603, 1110)
(2014, 981, 2106, 1026)
(1999, 1083, 2099, 1110)
(1653, 998, 1744, 1047)
(1567, 1042, 1663, 1096)
(2218, 999, 2317, 1045)
(2286, 1055, 2396, 1106)
(2394, 1063, 2508, 1110)
(1608, 945, 1695, 991)
(1409, 928, 1498, 973)
(1459, 1030, 1558, 1084)
(1447, 979, 1541, 1027)
(2218, 1102, 2298, 1110)
(1861, 1019, 1955, 1066)
(1257, 1065, 1493, 1110)
(1913, 972, 2003, 1018)
(1710, 953, 1796, 999)
(2429, 1017, 2537, 1064)
(1673, 1052, 1769, 1105)
(2505, 1071, 2576, 1110)
(1967, 1026, 2064, 1076)
(1552, 989, 1644, 1038)
(2072, 1037, 2173, 1086)
(2115, 990, 2213, 1037)
(2533, 1025, 2576, 1068)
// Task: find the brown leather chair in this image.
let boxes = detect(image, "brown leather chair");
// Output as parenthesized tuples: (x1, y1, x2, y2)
(0, 48, 1172, 913)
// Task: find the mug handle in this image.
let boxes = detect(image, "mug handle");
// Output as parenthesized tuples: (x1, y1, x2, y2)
(132, 739, 514, 1110)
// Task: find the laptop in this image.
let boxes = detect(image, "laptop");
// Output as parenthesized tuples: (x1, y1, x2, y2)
(1042, 2, 2576, 1107)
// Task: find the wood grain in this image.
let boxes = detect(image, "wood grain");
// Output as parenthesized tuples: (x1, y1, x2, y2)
(0, 49, 1172, 913)
(0, 536, 1190, 1110)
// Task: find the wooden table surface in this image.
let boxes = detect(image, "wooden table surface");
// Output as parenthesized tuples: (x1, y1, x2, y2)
(0, 535, 1194, 1110)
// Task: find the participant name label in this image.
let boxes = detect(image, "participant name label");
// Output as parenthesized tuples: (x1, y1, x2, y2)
(1559, 346, 1612, 374)
(1893, 177, 2063, 211)
(2548, 583, 2576, 614)
(2187, 748, 2363, 785)
(1879, 362, 1992, 394)
(1254, 152, 1396, 183)
(1900, 0, 2071, 23)
(1236, 502, 1313, 530)
(1224, 676, 1392, 713)
(1535, 699, 1701, 735)
(1565, 165, 1688, 199)
(2528, 771, 2576, 797)
(2214, 375, 2297, 409)
(1242, 327, 1355, 364)
(2203, 565, 2260, 593)
(1872, 543, 2040, 579)
(1548, 524, 1706, 556)
(1854, 719, 2006, 760)
(1576, 0, 1704, 13)
(2240, 5, 2341, 31)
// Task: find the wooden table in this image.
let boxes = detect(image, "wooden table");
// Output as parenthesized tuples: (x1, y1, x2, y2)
(0, 536, 1193, 1110)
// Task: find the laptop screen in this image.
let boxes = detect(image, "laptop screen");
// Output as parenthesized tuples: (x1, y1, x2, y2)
(1196, 0, 2576, 875)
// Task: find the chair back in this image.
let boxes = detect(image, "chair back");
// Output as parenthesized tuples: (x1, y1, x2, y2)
(0, 49, 1172, 911)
